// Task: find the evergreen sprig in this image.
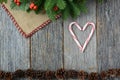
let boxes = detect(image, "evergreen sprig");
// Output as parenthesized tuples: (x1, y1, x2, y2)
(0, 0, 103, 20)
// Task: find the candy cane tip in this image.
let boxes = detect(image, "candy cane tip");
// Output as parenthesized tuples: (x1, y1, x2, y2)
(81, 49, 85, 53)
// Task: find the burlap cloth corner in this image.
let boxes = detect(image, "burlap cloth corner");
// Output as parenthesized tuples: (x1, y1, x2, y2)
(2, 0, 52, 38)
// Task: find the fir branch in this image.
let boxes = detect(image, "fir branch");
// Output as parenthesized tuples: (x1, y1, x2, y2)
(1, 0, 103, 20)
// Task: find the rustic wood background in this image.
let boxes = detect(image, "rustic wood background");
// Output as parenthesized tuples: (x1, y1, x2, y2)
(0, 0, 120, 80)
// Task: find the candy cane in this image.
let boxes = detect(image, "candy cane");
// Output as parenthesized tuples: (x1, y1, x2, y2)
(69, 22, 95, 53)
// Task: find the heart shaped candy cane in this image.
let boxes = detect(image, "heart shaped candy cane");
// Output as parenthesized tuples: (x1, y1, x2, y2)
(69, 22, 95, 53)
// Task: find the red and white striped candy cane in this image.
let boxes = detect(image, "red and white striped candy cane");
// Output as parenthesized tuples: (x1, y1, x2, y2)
(69, 22, 95, 53)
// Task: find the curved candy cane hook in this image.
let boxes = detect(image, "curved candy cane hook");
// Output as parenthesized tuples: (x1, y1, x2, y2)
(69, 22, 95, 53)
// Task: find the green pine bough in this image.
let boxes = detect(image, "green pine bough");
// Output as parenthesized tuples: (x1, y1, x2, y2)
(0, 0, 103, 20)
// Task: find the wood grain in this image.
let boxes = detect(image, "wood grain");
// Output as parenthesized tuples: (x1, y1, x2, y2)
(31, 19, 63, 71)
(0, 0, 120, 80)
(0, 6, 30, 80)
(97, 0, 120, 72)
(63, 0, 97, 75)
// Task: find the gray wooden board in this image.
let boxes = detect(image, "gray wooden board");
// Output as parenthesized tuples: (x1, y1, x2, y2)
(0, 6, 30, 80)
(64, 0, 97, 73)
(0, 0, 120, 80)
(97, 0, 120, 79)
(31, 19, 63, 79)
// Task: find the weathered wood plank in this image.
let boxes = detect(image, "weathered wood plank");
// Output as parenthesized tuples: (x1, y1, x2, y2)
(97, 1, 120, 79)
(31, 19, 63, 71)
(63, 0, 97, 76)
(0, 6, 30, 80)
